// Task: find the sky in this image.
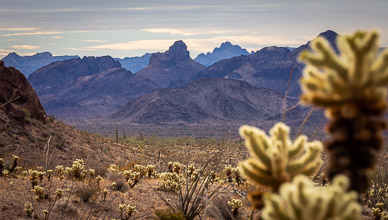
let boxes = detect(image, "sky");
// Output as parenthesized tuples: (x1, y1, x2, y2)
(0, 0, 388, 59)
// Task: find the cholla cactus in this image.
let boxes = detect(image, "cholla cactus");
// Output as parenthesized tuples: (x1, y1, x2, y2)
(24, 202, 33, 217)
(2, 170, 9, 180)
(96, 175, 103, 188)
(111, 181, 117, 190)
(127, 171, 141, 188)
(119, 203, 137, 220)
(46, 170, 53, 182)
(32, 185, 44, 201)
(108, 164, 119, 172)
(187, 164, 196, 176)
(43, 209, 49, 220)
(66, 159, 85, 180)
(102, 188, 109, 201)
(56, 188, 63, 199)
(146, 164, 156, 178)
(372, 202, 388, 220)
(239, 122, 323, 192)
(158, 172, 186, 192)
(55, 165, 65, 180)
(38, 171, 45, 183)
(88, 169, 95, 178)
(223, 165, 244, 185)
(133, 165, 147, 178)
(168, 162, 181, 173)
(29, 170, 39, 188)
(299, 30, 388, 193)
(10, 155, 19, 172)
(227, 199, 242, 218)
(262, 175, 361, 220)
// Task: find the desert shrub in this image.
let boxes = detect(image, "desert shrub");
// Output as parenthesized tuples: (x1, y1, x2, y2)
(155, 209, 185, 220)
(74, 182, 98, 203)
(54, 200, 79, 216)
(206, 196, 237, 220)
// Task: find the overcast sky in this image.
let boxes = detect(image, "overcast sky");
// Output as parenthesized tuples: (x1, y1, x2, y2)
(0, 0, 387, 58)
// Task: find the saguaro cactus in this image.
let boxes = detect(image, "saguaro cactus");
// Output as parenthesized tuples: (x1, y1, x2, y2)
(239, 122, 323, 192)
(299, 30, 388, 193)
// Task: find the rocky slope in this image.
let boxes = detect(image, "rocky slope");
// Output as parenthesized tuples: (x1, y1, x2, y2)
(43, 68, 158, 118)
(1, 52, 78, 77)
(137, 40, 206, 88)
(109, 77, 301, 125)
(192, 30, 338, 96)
(194, 42, 250, 66)
(0, 61, 46, 126)
(115, 53, 151, 73)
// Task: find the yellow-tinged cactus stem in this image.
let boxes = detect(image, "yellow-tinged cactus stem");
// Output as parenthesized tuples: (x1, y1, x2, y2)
(262, 174, 361, 220)
(239, 122, 323, 193)
(299, 30, 388, 193)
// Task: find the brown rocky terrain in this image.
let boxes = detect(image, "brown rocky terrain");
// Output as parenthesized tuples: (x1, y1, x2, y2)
(0, 61, 46, 126)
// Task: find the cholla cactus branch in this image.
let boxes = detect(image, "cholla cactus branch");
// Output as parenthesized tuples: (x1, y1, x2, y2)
(299, 30, 388, 193)
(262, 175, 361, 220)
(239, 122, 323, 192)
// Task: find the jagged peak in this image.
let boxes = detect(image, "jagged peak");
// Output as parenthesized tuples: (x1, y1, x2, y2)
(3, 52, 21, 58)
(34, 51, 53, 56)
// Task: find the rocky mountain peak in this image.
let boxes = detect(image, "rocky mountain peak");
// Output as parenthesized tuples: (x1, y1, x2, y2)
(148, 40, 191, 66)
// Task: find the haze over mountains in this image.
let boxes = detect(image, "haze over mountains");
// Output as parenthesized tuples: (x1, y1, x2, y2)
(1, 52, 78, 77)
(3, 30, 338, 128)
(115, 53, 151, 73)
(194, 41, 251, 66)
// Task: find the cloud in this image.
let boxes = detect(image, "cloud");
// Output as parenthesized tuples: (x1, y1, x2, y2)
(10, 45, 40, 50)
(86, 40, 176, 51)
(82, 39, 108, 43)
(141, 28, 235, 36)
(0, 27, 37, 31)
(82, 35, 309, 54)
(64, 47, 98, 51)
(0, 48, 14, 53)
(2, 31, 63, 37)
(53, 36, 63, 39)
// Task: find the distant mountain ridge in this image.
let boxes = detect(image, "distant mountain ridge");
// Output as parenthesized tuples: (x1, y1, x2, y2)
(109, 77, 298, 125)
(28, 56, 147, 118)
(194, 42, 250, 66)
(1, 52, 78, 77)
(115, 53, 151, 73)
(192, 30, 339, 97)
(136, 40, 206, 88)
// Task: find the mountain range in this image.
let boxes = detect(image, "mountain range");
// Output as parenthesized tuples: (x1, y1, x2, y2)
(109, 77, 298, 125)
(21, 30, 338, 128)
(1, 52, 78, 77)
(192, 30, 339, 96)
(115, 53, 151, 73)
(194, 42, 250, 66)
